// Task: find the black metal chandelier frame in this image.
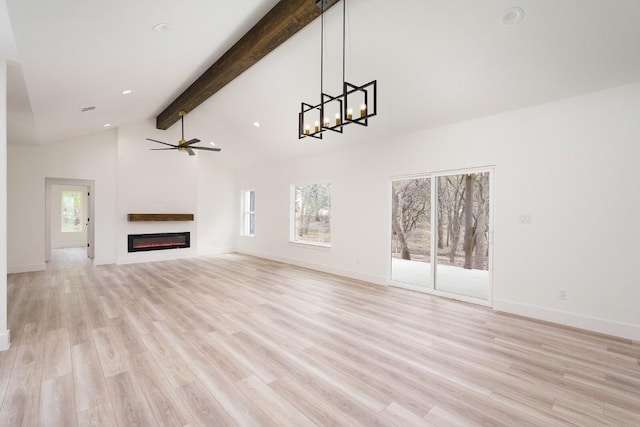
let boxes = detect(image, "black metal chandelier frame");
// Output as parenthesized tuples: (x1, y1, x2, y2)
(298, 0, 377, 140)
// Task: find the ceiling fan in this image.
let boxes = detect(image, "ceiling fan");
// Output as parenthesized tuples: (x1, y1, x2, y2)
(146, 110, 221, 156)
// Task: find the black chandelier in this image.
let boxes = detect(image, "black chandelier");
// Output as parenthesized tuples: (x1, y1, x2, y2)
(298, 0, 377, 140)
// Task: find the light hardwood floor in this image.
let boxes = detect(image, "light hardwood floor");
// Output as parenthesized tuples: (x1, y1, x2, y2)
(1, 248, 639, 426)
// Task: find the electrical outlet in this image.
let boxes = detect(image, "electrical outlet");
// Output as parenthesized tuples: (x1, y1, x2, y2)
(558, 288, 567, 300)
(519, 214, 531, 224)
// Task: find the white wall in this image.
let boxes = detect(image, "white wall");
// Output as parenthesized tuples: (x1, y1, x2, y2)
(0, 59, 9, 350)
(7, 118, 237, 272)
(196, 153, 237, 255)
(236, 82, 640, 341)
(116, 119, 236, 264)
(7, 130, 118, 271)
(117, 120, 197, 263)
(51, 184, 88, 249)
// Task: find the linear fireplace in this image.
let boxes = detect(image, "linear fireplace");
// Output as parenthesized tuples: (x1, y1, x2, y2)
(128, 232, 190, 252)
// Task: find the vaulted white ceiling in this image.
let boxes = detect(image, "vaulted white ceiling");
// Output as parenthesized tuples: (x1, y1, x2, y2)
(4, 0, 640, 167)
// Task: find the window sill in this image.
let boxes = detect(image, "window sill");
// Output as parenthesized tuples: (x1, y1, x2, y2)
(288, 240, 332, 249)
(240, 234, 255, 238)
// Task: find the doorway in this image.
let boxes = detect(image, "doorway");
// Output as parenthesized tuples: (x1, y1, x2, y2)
(390, 168, 493, 305)
(45, 178, 95, 262)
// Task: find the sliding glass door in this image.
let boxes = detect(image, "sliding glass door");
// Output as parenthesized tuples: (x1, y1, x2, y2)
(390, 177, 432, 287)
(390, 169, 492, 303)
(434, 172, 491, 300)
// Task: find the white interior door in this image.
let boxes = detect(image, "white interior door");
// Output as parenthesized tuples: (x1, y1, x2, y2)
(45, 177, 95, 262)
(86, 188, 94, 259)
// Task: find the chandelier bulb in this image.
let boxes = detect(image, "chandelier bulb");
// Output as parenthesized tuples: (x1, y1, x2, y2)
(360, 104, 367, 117)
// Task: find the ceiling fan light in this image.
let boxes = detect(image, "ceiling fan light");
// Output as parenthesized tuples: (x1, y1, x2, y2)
(145, 111, 221, 154)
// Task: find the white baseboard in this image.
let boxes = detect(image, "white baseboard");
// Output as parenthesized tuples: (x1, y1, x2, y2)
(8, 263, 46, 273)
(93, 258, 116, 266)
(197, 248, 233, 257)
(0, 330, 10, 351)
(494, 298, 640, 341)
(116, 249, 198, 265)
(236, 249, 387, 286)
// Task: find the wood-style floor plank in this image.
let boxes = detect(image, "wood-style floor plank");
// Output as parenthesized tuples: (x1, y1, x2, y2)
(0, 342, 45, 426)
(236, 374, 316, 427)
(176, 380, 236, 427)
(92, 326, 129, 377)
(76, 403, 116, 427)
(38, 374, 77, 427)
(41, 328, 71, 381)
(381, 402, 438, 427)
(139, 331, 196, 389)
(105, 371, 158, 426)
(1, 248, 639, 426)
(71, 341, 109, 413)
(0, 346, 19, 408)
(128, 351, 195, 426)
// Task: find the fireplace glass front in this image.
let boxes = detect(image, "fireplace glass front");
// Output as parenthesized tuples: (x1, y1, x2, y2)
(127, 232, 190, 252)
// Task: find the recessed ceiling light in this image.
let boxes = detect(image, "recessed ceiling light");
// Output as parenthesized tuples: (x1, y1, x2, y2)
(502, 7, 524, 26)
(253, 122, 261, 128)
(103, 123, 112, 127)
(210, 141, 216, 146)
(152, 23, 170, 32)
(121, 89, 133, 95)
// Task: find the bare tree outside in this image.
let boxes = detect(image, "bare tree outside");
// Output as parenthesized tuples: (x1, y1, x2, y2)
(391, 173, 490, 270)
(437, 173, 490, 270)
(391, 172, 491, 298)
(294, 183, 331, 243)
(391, 178, 431, 262)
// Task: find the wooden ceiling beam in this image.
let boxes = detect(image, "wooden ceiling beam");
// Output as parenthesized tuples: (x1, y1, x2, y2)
(156, 0, 337, 130)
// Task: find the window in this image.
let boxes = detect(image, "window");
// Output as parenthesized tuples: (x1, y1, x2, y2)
(292, 183, 331, 245)
(61, 191, 82, 232)
(241, 190, 255, 236)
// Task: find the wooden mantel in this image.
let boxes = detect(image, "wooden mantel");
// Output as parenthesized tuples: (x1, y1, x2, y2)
(127, 214, 194, 222)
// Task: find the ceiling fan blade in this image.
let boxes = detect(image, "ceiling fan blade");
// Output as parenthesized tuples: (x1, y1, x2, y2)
(147, 113, 218, 155)
(146, 138, 177, 147)
(190, 146, 222, 152)
(182, 138, 201, 146)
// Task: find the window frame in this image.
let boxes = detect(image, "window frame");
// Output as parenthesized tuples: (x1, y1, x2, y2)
(289, 182, 332, 248)
(240, 189, 255, 237)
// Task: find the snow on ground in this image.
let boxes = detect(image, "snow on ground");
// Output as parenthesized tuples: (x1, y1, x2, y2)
(391, 258, 489, 300)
